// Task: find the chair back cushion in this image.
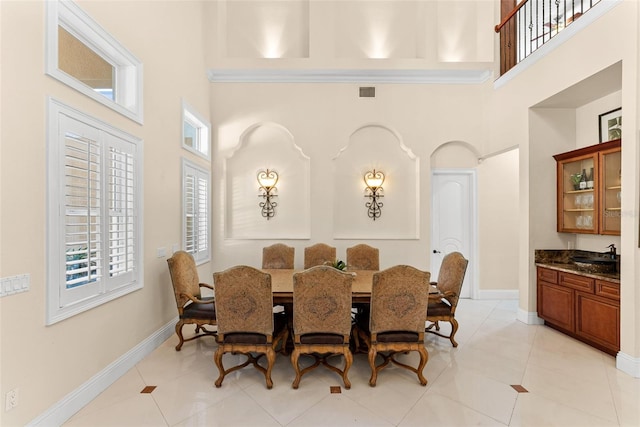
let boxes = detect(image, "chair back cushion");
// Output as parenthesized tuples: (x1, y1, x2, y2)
(346, 244, 379, 270)
(370, 265, 430, 334)
(303, 243, 337, 269)
(436, 252, 469, 307)
(293, 265, 353, 336)
(167, 251, 202, 308)
(213, 266, 274, 336)
(262, 243, 295, 269)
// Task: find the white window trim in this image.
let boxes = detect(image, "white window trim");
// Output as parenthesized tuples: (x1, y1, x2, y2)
(45, 0, 144, 124)
(181, 100, 211, 160)
(182, 159, 211, 265)
(46, 97, 144, 325)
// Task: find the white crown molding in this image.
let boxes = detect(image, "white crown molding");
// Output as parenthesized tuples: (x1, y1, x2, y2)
(207, 68, 492, 84)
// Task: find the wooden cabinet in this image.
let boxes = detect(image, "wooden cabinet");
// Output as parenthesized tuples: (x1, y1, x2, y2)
(537, 266, 620, 355)
(553, 139, 621, 235)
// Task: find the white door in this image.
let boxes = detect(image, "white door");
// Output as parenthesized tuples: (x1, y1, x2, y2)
(430, 170, 476, 298)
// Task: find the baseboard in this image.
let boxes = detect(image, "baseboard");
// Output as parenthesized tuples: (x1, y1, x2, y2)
(616, 351, 640, 378)
(28, 318, 176, 426)
(517, 308, 544, 325)
(475, 289, 519, 300)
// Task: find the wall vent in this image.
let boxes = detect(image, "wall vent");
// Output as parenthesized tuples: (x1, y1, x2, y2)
(359, 87, 375, 98)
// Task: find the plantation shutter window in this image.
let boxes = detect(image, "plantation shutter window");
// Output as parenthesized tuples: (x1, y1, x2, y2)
(48, 99, 143, 325)
(182, 160, 210, 264)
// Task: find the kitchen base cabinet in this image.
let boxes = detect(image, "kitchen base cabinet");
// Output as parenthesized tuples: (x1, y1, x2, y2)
(575, 292, 620, 352)
(538, 281, 574, 332)
(537, 266, 619, 356)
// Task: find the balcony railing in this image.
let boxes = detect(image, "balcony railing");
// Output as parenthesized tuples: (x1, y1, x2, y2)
(495, 0, 601, 75)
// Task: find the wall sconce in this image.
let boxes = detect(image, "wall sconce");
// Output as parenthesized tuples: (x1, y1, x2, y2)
(364, 169, 385, 221)
(257, 169, 278, 220)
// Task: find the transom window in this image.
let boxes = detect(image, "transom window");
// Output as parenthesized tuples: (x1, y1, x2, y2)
(182, 100, 211, 160)
(46, 0, 143, 123)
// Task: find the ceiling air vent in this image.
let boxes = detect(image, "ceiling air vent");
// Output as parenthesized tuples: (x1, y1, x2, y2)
(359, 87, 375, 98)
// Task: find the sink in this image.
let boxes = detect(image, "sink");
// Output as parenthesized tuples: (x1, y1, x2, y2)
(571, 256, 616, 274)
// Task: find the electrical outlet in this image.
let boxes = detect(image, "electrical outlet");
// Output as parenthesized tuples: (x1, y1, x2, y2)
(5, 389, 18, 411)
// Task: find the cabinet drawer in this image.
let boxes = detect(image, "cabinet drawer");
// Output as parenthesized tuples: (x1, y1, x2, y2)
(537, 267, 558, 284)
(559, 272, 594, 293)
(595, 280, 620, 300)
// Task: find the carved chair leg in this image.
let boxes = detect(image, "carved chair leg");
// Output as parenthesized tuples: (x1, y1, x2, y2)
(291, 349, 302, 389)
(342, 350, 353, 389)
(449, 318, 459, 347)
(264, 348, 275, 389)
(175, 320, 186, 351)
(416, 346, 429, 386)
(368, 347, 379, 387)
(214, 348, 225, 387)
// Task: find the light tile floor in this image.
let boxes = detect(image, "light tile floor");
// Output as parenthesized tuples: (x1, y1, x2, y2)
(64, 299, 640, 426)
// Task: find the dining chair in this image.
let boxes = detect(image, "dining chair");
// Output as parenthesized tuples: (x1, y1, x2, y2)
(213, 265, 287, 389)
(426, 252, 469, 347)
(166, 251, 217, 351)
(261, 243, 294, 354)
(346, 244, 380, 351)
(346, 244, 380, 270)
(262, 243, 295, 269)
(291, 265, 354, 389)
(364, 265, 431, 386)
(303, 243, 336, 269)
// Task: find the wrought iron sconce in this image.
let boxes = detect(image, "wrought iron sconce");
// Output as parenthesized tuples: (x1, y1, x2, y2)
(257, 169, 278, 220)
(364, 169, 385, 221)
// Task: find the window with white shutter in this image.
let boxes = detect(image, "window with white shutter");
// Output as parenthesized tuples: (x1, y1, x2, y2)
(47, 98, 143, 324)
(182, 159, 210, 264)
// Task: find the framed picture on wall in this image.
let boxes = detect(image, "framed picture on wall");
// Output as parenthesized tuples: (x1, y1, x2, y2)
(599, 107, 622, 142)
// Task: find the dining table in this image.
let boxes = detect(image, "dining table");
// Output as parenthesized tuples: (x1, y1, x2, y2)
(263, 269, 442, 305)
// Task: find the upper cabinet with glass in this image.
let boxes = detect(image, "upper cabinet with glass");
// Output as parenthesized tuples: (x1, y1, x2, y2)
(553, 139, 621, 236)
(599, 144, 622, 235)
(46, 0, 143, 124)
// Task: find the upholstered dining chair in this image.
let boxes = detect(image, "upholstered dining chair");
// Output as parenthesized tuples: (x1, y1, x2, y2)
(213, 265, 287, 389)
(363, 265, 431, 386)
(426, 252, 469, 347)
(291, 265, 354, 389)
(261, 243, 294, 354)
(346, 244, 380, 271)
(262, 243, 295, 269)
(303, 243, 337, 269)
(166, 251, 217, 351)
(346, 244, 380, 351)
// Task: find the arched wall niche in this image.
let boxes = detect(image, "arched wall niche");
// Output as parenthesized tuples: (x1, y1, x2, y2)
(430, 140, 480, 169)
(224, 121, 311, 239)
(333, 123, 419, 239)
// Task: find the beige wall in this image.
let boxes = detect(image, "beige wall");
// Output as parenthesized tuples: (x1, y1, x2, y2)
(478, 149, 519, 291)
(0, 1, 211, 425)
(208, 82, 490, 272)
(485, 1, 639, 358)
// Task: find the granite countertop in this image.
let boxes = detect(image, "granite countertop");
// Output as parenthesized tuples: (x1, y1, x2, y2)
(535, 249, 620, 284)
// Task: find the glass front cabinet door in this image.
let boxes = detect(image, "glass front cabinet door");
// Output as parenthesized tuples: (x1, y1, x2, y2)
(600, 145, 622, 235)
(553, 139, 621, 236)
